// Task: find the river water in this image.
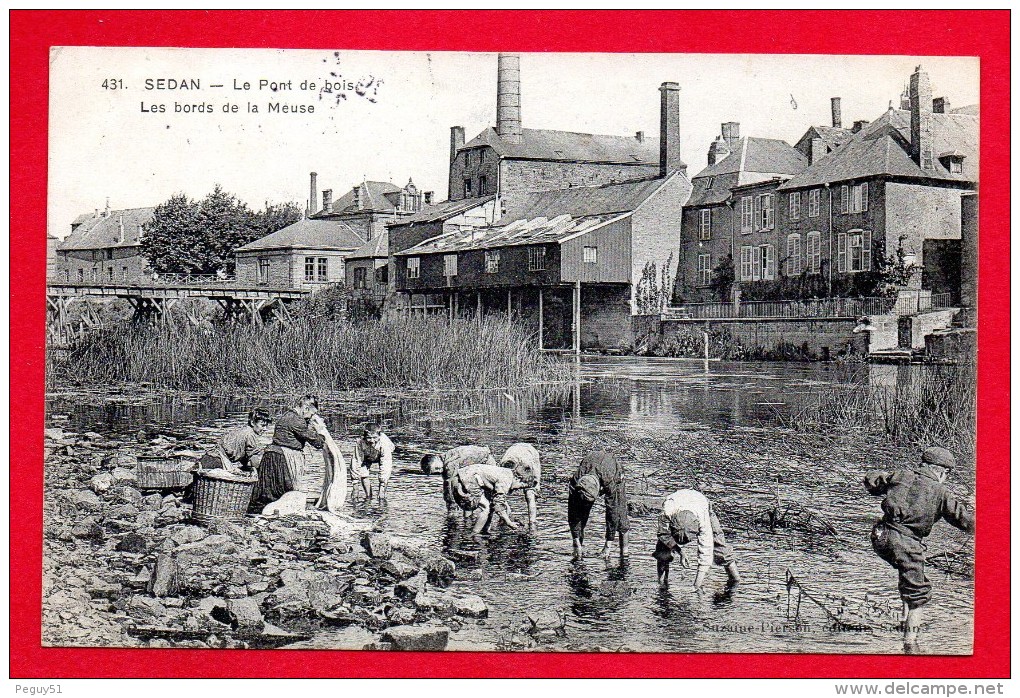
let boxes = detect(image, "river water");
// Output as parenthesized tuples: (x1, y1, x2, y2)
(46, 357, 974, 654)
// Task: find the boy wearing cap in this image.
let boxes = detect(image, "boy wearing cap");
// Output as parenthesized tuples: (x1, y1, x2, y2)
(568, 450, 630, 561)
(654, 489, 740, 589)
(864, 446, 974, 651)
(350, 423, 396, 501)
(454, 462, 533, 534)
(500, 443, 542, 532)
(420, 445, 498, 516)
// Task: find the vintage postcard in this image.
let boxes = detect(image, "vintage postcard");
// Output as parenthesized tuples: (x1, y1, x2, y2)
(41, 46, 980, 657)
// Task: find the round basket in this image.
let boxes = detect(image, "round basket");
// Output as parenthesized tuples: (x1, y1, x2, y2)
(191, 469, 257, 525)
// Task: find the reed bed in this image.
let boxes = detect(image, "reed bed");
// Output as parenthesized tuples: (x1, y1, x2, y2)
(779, 361, 977, 465)
(48, 315, 571, 393)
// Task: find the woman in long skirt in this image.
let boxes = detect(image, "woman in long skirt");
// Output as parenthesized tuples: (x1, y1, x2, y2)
(250, 395, 325, 511)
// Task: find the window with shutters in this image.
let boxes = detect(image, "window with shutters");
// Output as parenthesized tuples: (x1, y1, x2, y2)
(739, 246, 753, 281)
(786, 234, 802, 276)
(697, 254, 712, 286)
(699, 209, 711, 240)
(841, 185, 850, 214)
(789, 191, 801, 220)
(353, 267, 367, 289)
(317, 257, 328, 281)
(847, 229, 872, 272)
(485, 249, 501, 273)
(806, 232, 822, 274)
(740, 196, 753, 233)
(528, 245, 546, 271)
(757, 194, 774, 231)
(760, 244, 775, 281)
(444, 254, 458, 277)
(808, 189, 821, 218)
(842, 183, 869, 214)
(407, 257, 420, 279)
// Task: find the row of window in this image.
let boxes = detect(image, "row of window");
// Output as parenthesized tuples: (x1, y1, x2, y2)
(696, 230, 873, 286)
(699, 183, 870, 239)
(351, 265, 388, 289)
(71, 266, 132, 282)
(463, 175, 489, 198)
(405, 245, 597, 279)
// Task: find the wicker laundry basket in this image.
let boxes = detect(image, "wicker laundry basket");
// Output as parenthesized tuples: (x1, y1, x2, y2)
(136, 455, 194, 490)
(191, 469, 257, 525)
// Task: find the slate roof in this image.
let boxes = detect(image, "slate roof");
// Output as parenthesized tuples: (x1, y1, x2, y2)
(394, 213, 627, 256)
(58, 207, 155, 251)
(236, 218, 365, 252)
(795, 125, 854, 153)
(461, 126, 662, 166)
(388, 195, 496, 226)
(780, 109, 978, 189)
(686, 138, 806, 207)
(346, 231, 389, 260)
(501, 176, 670, 222)
(315, 181, 402, 216)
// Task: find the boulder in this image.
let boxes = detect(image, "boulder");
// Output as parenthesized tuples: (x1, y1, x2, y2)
(226, 597, 265, 633)
(115, 533, 148, 554)
(108, 504, 140, 520)
(70, 520, 104, 542)
(380, 559, 419, 581)
(89, 472, 114, 494)
(44, 427, 65, 442)
(170, 525, 208, 546)
(413, 590, 455, 615)
(382, 625, 449, 651)
(360, 532, 392, 559)
(141, 494, 164, 511)
(111, 467, 137, 485)
(63, 489, 103, 514)
(527, 608, 565, 632)
(112, 486, 143, 505)
(85, 577, 122, 599)
(452, 593, 488, 618)
(331, 625, 379, 650)
(147, 553, 180, 597)
(386, 605, 418, 626)
(127, 595, 168, 623)
(394, 571, 428, 601)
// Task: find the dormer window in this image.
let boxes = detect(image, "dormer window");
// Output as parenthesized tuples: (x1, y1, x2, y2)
(939, 151, 965, 174)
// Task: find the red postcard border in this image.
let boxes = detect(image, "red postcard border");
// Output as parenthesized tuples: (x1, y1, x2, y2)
(10, 10, 1010, 679)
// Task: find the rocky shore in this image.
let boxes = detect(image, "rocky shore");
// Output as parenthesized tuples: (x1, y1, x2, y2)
(42, 426, 550, 651)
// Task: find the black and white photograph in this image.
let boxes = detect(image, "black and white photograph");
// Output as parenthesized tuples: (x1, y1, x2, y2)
(43, 48, 978, 656)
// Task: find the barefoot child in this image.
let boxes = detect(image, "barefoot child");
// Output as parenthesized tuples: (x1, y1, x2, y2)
(864, 447, 974, 652)
(567, 450, 629, 561)
(350, 423, 396, 501)
(500, 443, 542, 532)
(454, 462, 534, 535)
(420, 445, 498, 516)
(654, 488, 740, 590)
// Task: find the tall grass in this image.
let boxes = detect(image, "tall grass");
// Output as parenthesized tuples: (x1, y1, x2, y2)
(781, 362, 977, 466)
(48, 315, 571, 393)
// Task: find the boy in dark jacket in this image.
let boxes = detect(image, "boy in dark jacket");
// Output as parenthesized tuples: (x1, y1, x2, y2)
(567, 450, 630, 561)
(864, 446, 975, 652)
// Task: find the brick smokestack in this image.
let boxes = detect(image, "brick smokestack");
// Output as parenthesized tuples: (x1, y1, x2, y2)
(308, 172, 318, 215)
(707, 135, 730, 166)
(659, 81, 686, 177)
(810, 137, 827, 166)
(831, 97, 842, 128)
(496, 53, 523, 145)
(933, 97, 949, 114)
(721, 122, 740, 149)
(450, 126, 465, 164)
(909, 66, 935, 170)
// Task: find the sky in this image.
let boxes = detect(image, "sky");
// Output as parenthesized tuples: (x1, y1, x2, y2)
(48, 48, 979, 238)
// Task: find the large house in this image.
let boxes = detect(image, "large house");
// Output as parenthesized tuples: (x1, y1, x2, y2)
(676, 66, 978, 306)
(391, 59, 693, 350)
(55, 204, 155, 283)
(445, 54, 675, 216)
(308, 177, 433, 242)
(235, 218, 364, 288)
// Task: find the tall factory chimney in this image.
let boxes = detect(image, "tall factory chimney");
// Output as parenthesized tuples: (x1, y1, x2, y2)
(450, 126, 465, 163)
(831, 97, 842, 128)
(308, 172, 318, 216)
(496, 53, 523, 145)
(659, 82, 686, 177)
(909, 66, 935, 171)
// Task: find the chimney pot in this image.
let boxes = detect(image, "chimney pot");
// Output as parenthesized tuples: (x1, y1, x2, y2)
(635, 131, 645, 143)
(707, 135, 730, 166)
(831, 97, 842, 128)
(309, 172, 318, 215)
(104, 198, 110, 217)
(450, 126, 465, 164)
(809, 137, 827, 166)
(721, 122, 740, 148)
(424, 191, 434, 205)
(658, 82, 686, 177)
(322, 189, 333, 213)
(851, 119, 870, 133)
(910, 66, 935, 170)
(933, 96, 949, 114)
(496, 53, 523, 145)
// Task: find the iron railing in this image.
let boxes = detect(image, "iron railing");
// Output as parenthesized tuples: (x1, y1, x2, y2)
(664, 293, 954, 320)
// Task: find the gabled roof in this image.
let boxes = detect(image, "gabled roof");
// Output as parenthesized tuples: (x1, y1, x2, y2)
(780, 108, 978, 189)
(462, 126, 661, 166)
(236, 218, 365, 253)
(686, 138, 806, 207)
(316, 181, 402, 216)
(795, 125, 853, 154)
(58, 207, 155, 251)
(395, 213, 627, 256)
(388, 195, 496, 226)
(502, 176, 672, 223)
(346, 231, 389, 261)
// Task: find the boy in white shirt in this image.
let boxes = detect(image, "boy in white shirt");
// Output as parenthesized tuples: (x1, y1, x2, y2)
(654, 489, 740, 589)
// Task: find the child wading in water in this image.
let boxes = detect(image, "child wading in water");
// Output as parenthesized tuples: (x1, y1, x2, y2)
(452, 462, 535, 535)
(864, 446, 975, 653)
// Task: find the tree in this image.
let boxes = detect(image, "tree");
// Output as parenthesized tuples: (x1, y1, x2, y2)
(142, 186, 300, 275)
(710, 255, 735, 302)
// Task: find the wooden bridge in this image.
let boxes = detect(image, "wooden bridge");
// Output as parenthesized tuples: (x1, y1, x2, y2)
(46, 280, 311, 346)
